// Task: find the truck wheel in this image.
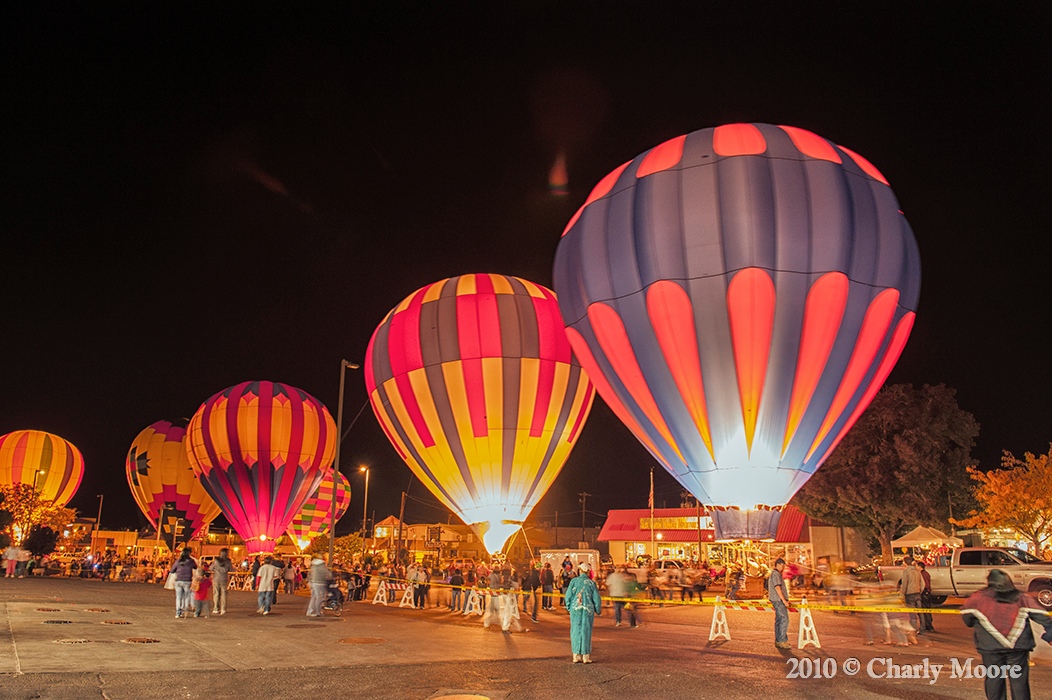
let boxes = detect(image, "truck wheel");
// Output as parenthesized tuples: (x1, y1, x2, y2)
(928, 596, 947, 606)
(1030, 581, 1052, 610)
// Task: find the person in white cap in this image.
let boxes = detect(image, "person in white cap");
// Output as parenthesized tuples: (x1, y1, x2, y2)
(564, 560, 602, 663)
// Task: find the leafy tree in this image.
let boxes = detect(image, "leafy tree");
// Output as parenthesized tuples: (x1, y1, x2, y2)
(0, 492, 12, 549)
(953, 447, 1052, 556)
(304, 532, 363, 565)
(793, 384, 979, 563)
(23, 526, 59, 558)
(0, 483, 78, 545)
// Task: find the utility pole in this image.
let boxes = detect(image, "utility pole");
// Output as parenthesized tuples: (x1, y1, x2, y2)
(396, 491, 407, 565)
(579, 492, 592, 545)
(554, 511, 558, 547)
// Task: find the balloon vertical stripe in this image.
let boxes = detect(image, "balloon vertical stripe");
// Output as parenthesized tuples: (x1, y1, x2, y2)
(646, 280, 714, 460)
(817, 312, 916, 466)
(805, 288, 899, 461)
(782, 272, 850, 455)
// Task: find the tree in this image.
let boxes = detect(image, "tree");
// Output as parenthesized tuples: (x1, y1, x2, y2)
(0, 492, 13, 550)
(793, 384, 979, 564)
(23, 526, 59, 558)
(953, 447, 1052, 556)
(304, 533, 363, 564)
(0, 483, 78, 545)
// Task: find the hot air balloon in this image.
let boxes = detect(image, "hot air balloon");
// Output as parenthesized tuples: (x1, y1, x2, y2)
(366, 273, 595, 554)
(126, 421, 222, 544)
(0, 429, 84, 506)
(553, 123, 921, 540)
(184, 381, 337, 554)
(286, 470, 351, 551)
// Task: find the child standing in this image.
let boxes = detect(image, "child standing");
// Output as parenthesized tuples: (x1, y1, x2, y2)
(193, 568, 213, 618)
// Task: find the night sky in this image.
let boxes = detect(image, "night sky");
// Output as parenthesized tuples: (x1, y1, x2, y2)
(4, 6, 1049, 533)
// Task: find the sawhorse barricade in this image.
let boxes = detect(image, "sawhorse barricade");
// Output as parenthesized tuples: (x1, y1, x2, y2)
(708, 595, 821, 649)
(462, 589, 484, 616)
(372, 579, 416, 608)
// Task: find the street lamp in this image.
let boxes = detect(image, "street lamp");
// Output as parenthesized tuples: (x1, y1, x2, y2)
(359, 466, 370, 545)
(33, 469, 45, 493)
(91, 494, 104, 560)
(329, 358, 360, 566)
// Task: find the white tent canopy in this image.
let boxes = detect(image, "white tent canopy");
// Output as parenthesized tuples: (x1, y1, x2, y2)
(893, 526, 964, 548)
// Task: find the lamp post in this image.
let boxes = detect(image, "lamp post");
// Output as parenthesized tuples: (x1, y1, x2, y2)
(34, 469, 45, 493)
(329, 358, 360, 567)
(92, 494, 104, 560)
(359, 466, 370, 545)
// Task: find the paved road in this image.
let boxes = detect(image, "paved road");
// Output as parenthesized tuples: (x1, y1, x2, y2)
(1, 577, 1049, 699)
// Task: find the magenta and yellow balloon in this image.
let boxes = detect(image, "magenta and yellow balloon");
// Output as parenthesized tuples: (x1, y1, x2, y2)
(185, 381, 337, 554)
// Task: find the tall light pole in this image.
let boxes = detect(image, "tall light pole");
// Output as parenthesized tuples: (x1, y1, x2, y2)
(34, 469, 46, 493)
(359, 466, 370, 545)
(330, 359, 360, 566)
(92, 494, 104, 559)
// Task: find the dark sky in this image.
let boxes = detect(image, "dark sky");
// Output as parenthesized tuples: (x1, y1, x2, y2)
(3, 6, 1049, 533)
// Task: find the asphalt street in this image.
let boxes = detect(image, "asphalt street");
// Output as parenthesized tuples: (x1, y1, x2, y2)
(1, 577, 1049, 699)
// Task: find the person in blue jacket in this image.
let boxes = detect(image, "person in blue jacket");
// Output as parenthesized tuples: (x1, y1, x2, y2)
(564, 561, 602, 663)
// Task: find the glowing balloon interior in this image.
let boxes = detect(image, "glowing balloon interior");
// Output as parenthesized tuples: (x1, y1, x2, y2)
(553, 123, 920, 539)
(0, 429, 84, 507)
(126, 421, 221, 543)
(286, 469, 351, 551)
(184, 381, 337, 554)
(366, 273, 595, 553)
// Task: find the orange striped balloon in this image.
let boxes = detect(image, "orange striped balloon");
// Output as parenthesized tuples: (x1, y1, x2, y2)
(0, 430, 84, 506)
(366, 274, 594, 554)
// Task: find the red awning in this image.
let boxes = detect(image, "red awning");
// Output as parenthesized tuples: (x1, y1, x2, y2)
(598, 505, 809, 543)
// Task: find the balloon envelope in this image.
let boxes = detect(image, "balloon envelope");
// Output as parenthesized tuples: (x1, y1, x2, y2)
(0, 429, 84, 506)
(366, 273, 595, 553)
(185, 381, 337, 554)
(126, 421, 222, 543)
(286, 470, 351, 551)
(553, 123, 920, 537)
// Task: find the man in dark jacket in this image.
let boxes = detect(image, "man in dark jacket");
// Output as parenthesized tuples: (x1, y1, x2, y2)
(962, 569, 1052, 700)
(541, 563, 556, 610)
(525, 563, 542, 622)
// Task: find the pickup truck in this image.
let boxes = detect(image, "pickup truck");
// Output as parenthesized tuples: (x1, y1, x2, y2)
(878, 547, 1052, 610)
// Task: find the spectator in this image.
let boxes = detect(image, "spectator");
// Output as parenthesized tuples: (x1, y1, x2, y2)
(565, 562, 602, 663)
(168, 548, 197, 619)
(192, 567, 213, 618)
(210, 548, 234, 615)
(962, 569, 1052, 700)
(255, 557, 280, 615)
(449, 568, 465, 611)
(306, 557, 330, 617)
(541, 563, 556, 610)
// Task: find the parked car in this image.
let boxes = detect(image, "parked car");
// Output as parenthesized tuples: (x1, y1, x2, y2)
(878, 547, 1052, 609)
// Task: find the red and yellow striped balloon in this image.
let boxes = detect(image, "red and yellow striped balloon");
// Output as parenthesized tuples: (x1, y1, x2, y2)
(0, 430, 84, 506)
(286, 470, 351, 551)
(185, 381, 337, 555)
(126, 421, 222, 542)
(366, 273, 595, 553)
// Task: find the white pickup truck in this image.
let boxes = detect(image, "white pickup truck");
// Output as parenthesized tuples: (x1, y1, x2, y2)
(878, 546, 1052, 609)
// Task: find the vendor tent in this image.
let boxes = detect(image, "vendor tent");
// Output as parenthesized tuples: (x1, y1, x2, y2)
(892, 526, 964, 548)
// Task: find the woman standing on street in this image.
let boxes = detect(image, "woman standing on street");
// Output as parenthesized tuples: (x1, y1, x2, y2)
(565, 561, 602, 663)
(169, 548, 197, 618)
